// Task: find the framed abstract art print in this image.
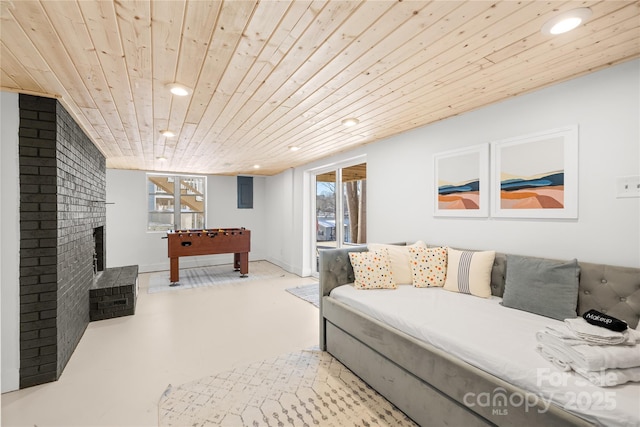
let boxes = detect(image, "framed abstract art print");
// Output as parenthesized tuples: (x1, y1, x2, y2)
(490, 126, 578, 219)
(434, 144, 489, 217)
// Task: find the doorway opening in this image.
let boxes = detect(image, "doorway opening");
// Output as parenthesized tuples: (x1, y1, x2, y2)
(313, 162, 366, 274)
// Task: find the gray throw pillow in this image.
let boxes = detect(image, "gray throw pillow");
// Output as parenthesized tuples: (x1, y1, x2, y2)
(501, 255, 580, 320)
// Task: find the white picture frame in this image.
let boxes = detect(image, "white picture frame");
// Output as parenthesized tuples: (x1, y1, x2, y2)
(434, 143, 489, 217)
(490, 125, 579, 219)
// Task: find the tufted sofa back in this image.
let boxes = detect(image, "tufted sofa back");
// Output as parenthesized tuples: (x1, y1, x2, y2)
(319, 245, 640, 329)
(488, 253, 640, 328)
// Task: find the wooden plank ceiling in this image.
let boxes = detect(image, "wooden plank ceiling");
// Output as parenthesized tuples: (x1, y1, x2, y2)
(1, 1, 638, 176)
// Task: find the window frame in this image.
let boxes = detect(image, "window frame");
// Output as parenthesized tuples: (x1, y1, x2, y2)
(147, 173, 206, 232)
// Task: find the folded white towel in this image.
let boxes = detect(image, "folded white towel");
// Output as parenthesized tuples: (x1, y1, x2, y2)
(564, 318, 637, 345)
(536, 344, 571, 371)
(536, 330, 640, 371)
(537, 345, 640, 386)
(572, 365, 640, 387)
(546, 322, 638, 346)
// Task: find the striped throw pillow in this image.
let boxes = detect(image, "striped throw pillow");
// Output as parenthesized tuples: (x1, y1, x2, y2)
(443, 248, 495, 298)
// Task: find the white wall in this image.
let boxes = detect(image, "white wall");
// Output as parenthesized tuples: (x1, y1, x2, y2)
(106, 170, 268, 272)
(264, 169, 295, 271)
(1, 91, 20, 392)
(269, 60, 640, 271)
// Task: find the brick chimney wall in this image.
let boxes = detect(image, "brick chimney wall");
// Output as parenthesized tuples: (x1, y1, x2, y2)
(18, 94, 106, 388)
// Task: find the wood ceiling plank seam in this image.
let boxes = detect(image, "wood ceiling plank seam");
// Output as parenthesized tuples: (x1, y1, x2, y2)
(238, 0, 330, 104)
(241, 0, 496, 160)
(244, 101, 369, 156)
(370, 35, 640, 137)
(0, 69, 19, 90)
(178, 0, 293, 170)
(166, 0, 225, 156)
(294, 1, 564, 129)
(185, 0, 311, 146)
(6, 1, 95, 107)
(77, 0, 141, 158)
(274, 0, 402, 111)
(424, 8, 640, 103)
(172, 122, 198, 171)
(5, 0, 639, 175)
(192, 0, 338, 154)
(1, 1, 107, 159)
(79, 106, 124, 158)
(188, 0, 329, 157)
(265, 132, 365, 169)
(226, 1, 499, 157)
(170, 1, 258, 169)
(370, 35, 640, 130)
(219, 0, 402, 150)
(318, 1, 576, 123)
(452, 0, 591, 68)
(485, 1, 634, 64)
(103, 0, 146, 159)
(38, 0, 124, 159)
(0, 40, 44, 92)
(230, 0, 426, 158)
(114, 0, 154, 165)
(192, 0, 303, 154)
(4, 1, 115, 159)
(420, 45, 640, 128)
(204, 0, 363, 150)
(150, 0, 186, 163)
(281, 0, 466, 100)
(232, 0, 316, 96)
(272, 0, 636, 150)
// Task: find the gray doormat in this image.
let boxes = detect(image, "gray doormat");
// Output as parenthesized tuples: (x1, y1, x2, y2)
(285, 283, 320, 308)
(147, 261, 291, 293)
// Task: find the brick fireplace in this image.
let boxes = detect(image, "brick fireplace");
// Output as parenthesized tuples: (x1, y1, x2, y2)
(18, 94, 106, 388)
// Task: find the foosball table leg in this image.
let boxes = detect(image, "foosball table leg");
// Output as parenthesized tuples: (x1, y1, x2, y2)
(235, 252, 249, 277)
(170, 257, 180, 284)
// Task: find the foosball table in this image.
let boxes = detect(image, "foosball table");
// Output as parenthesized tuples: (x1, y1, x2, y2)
(166, 227, 250, 283)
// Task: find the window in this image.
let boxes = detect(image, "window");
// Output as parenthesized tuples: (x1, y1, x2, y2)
(147, 174, 206, 231)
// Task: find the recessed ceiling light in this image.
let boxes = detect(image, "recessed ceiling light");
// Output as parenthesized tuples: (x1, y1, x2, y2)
(156, 156, 167, 162)
(253, 164, 261, 169)
(288, 146, 300, 151)
(160, 130, 175, 137)
(167, 83, 192, 96)
(342, 118, 359, 127)
(541, 8, 592, 35)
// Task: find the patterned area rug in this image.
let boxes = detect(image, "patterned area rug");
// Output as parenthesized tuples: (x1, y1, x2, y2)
(285, 283, 320, 308)
(148, 261, 292, 293)
(158, 349, 417, 426)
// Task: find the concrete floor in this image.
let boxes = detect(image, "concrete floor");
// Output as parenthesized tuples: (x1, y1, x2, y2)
(1, 263, 319, 427)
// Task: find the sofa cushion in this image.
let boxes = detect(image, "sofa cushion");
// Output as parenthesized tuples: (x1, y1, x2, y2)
(408, 246, 448, 287)
(443, 248, 495, 298)
(368, 241, 427, 285)
(502, 255, 579, 320)
(349, 248, 397, 290)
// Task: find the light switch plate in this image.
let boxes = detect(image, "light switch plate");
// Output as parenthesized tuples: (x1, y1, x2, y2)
(617, 175, 640, 198)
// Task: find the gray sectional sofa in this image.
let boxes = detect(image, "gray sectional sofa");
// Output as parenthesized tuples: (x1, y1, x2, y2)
(318, 245, 640, 427)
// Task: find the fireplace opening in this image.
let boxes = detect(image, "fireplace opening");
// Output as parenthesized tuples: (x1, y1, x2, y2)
(93, 226, 105, 274)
